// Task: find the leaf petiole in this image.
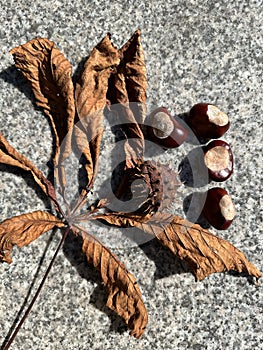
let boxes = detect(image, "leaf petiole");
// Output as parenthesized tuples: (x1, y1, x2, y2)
(2, 226, 71, 350)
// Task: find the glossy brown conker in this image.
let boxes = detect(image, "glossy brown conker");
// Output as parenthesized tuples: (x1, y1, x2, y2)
(202, 187, 236, 230)
(145, 107, 188, 148)
(204, 140, 234, 182)
(187, 103, 230, 139)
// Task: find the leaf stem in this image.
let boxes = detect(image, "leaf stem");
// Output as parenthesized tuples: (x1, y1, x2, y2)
(71, 189, 88, 216)
(2, 226, 71, 350)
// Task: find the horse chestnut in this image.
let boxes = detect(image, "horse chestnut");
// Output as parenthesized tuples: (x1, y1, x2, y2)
(145, 107, 188, 148)
(202, 187, 236, 230)
(204, 140, 234, 181)
(187, 103, 230, 139)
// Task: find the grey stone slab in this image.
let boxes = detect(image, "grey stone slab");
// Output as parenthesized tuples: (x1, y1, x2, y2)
(0, 1, 262, 349)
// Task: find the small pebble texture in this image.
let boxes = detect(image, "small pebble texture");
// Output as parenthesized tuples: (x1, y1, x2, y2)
(0, 1, 262, 349)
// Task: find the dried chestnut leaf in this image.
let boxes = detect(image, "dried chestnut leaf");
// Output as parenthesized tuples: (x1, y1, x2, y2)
(120, 28, 147, 125)
(0, 132, 59, 209)
(139, 214, 262, 281)
(106, 102, 144, 169)
(0, 211, 64, 264)
(107, 31, 145, 169)
(73, 226, 148, 338)
(10, 38, 75, 190)
(92, 211, 261, 282)
(74, 34, 120, 190)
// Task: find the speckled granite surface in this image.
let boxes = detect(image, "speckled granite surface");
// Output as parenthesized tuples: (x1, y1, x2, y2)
(0, 1, 262, 349)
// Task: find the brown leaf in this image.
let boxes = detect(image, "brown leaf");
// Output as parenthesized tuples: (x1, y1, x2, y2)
(0, 211, 64, 264)
(120, 28, 147, 125)
(73, 226, 148, 338)
(0, 132, 59, 209)
(92, 211, 261, 282)
(112, 107, 145, 169)
(74, 34, 120, 189)
(106, 103, 144, 171)
(107, 31, 146, 169)
(10, 37, 75, 189)
(10, 38, 75, 157)
(140, 214, 262, 281)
